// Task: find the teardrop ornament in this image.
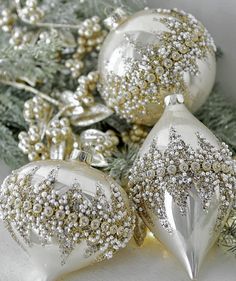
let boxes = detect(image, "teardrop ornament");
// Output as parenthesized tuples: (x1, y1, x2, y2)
(129, 93, 236, 280)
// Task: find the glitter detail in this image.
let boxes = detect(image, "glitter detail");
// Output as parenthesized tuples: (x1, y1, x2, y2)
(0, 167, 135, 265)
(129, 128, 235, 232)
(98, 8, 216, 124)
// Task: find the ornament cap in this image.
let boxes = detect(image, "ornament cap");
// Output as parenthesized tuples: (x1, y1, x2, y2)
(104, 8, 128, 30)
(70, 145, 92, 165)
(164, 93, 184, 107)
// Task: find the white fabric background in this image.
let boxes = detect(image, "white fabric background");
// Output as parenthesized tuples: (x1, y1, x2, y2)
(1, 0, 236, 280)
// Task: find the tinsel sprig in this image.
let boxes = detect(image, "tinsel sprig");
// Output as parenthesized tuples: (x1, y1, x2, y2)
(105, 144, 139, 185)
(219, 209, 236, 255)
(0, 32, 62, 84)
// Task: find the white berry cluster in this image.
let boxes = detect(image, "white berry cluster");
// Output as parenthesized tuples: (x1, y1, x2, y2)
(0, 8, 16, 32)
(19, 0, 44, 24)
(65, 17, 107, 78)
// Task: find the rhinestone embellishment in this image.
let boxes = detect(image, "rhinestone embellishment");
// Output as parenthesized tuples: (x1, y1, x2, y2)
(129, 128, 236, 232)
(0, 167, 135, 264)
(99, 8, 216, 123)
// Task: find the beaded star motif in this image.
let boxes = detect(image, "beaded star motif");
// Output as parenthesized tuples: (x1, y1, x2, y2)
(99, 8, 216, 123)
(0, 166, 135, 264)
(129, 128, 236, 232)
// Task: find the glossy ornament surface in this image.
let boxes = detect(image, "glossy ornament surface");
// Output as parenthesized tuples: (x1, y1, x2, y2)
(0, 154, 135, 281)
(98, 8, 216, 125)
(129, 94, 235, 279)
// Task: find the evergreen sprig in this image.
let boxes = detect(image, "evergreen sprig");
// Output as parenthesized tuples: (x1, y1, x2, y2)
(45, 0, 146, 20)
(0, 124, 27, 169)
(219, 209, 236, 255)
(196, 87, 236, 154)
(0, 34, 62, 84)
(105, 144, 139, 185)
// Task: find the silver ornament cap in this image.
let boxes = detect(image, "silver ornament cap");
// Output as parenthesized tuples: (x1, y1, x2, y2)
(104, 7, 128, 30)
(164, 93, 184, 106)
(69, 146, 93, 165)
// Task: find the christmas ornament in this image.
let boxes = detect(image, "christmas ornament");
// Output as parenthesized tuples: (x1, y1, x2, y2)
(98, 8, 216, 125)
(0, 150, 135, 281)
(129, 94, 235, 279)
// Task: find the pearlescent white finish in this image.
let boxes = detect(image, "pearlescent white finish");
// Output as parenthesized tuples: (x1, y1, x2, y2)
(0, 160, 132, 281)
(137, 98, 233, 280)
(98, 9, 216, 125)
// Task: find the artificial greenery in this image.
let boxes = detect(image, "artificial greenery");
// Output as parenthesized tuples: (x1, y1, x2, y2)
(0, 0, 235, 256)
(196, 87, 236, 155)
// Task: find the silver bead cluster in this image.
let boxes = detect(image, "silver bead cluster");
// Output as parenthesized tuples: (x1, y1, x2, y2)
(19, 0, 44, 24)
(65, 17, 106, 78)
(74, 71, 99, 107)
(129, 128, 236, 232)
(0, 166, 135, 263)
(46, 117, 73, 144)
(0, 8, 16, 32)
(18, 126, 49, 161)
(93, 130, 119, 157)
(122, 124, 149, 144)
(23, 96, 51, 123)
(18, 97, 53, 161)
(9, 28, 33, 48)
(18, 95, 77, 161)
(81, 130, 119, 158)
(65, 59, 84, 79)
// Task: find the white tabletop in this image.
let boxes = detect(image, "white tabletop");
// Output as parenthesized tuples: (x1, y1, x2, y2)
(0, 224, 235, 281)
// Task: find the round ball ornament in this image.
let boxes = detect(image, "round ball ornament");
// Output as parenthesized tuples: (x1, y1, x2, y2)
(98, 8, 216, 125)
(129, 94, 236, 279)
(0, 151, 135, 281)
